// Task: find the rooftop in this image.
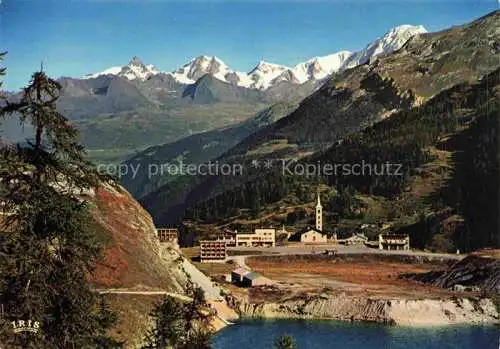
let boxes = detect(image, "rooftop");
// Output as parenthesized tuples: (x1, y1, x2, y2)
(232, 267, 251, 276)
(243, 272, 262, 281)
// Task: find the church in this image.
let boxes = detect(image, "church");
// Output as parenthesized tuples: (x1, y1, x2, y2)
(289, 190, 329, 244)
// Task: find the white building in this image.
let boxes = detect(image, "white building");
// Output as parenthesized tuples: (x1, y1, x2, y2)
(344, 233, 368, 246)
(289, 190, 332, 244)
(236, 228, 276, 247)
(378, 234, 410, 250)
(299, 227, 328, 243)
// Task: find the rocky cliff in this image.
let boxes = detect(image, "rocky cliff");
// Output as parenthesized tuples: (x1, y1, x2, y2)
(237, 293, 499, 326)
(404, 255, 500, 294)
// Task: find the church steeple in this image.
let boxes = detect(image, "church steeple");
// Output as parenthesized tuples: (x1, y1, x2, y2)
(315, 188, 322, 231)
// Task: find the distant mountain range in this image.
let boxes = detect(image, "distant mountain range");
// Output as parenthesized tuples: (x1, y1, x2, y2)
(137, 10, 500, 229)
(3, 22, 430, 161)
(82, 25, 427, 90)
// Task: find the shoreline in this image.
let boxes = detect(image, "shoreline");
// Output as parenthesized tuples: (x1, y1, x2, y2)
(223, 294, 499, 329)
(224, 316, 500, 329)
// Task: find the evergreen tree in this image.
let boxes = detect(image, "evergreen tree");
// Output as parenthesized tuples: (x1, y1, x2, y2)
(0, 51, 5, 88)
(141, 282, 212, 349)
(0, 70, 120, 348)
(273, 335, 297, 349)
(0, 52, 6, 134)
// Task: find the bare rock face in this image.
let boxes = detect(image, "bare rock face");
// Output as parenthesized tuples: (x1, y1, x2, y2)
(388, 298, 498, 326)
(405, 255, 500, 294)
(237, 293, 499, 326)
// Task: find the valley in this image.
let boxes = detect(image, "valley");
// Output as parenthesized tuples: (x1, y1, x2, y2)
(61, 9, 500, 345)
(136, 11, 499, 238)
(1, 4, 499, 349)
(80, 102, 268, 164)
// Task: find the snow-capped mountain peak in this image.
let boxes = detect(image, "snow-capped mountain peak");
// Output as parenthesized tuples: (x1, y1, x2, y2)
(247, 61, 290, 89)
(344, 24, 427, 69)
(83, 56, 158, 80)
(368, 24, 427, 55)
(171, 55, 233, 84)
(83, 66, 123, 79)
(82, 23, 426, 89)
(249, 61, 290, 75)
(287, 50, 353, 83)
(120, 56, 159, 80)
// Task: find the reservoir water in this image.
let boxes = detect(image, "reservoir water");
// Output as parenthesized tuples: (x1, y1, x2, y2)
(213, 319, 499, 349)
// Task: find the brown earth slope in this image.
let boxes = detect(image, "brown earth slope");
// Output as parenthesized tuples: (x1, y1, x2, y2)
(84, 184, 196, 347)
(88, 184, 189, 291)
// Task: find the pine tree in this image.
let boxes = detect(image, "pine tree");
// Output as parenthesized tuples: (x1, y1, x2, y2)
(0, 70, 121, 348)
(0, 52, 6, 135)
(273, 335, 297, 349)
(141, 282, 212, 349)
(0, 51, 5, 88)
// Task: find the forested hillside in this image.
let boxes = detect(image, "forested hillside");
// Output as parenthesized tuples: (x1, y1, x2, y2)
(121, 102, 298, 199)
(182, 68, 499, 252)
(223, 10, 499, 159)
(142, 11, 500, 236)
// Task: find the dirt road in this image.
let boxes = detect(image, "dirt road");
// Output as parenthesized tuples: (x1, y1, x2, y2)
(95, 289, 193, 301)
(229, 244, 462, 260)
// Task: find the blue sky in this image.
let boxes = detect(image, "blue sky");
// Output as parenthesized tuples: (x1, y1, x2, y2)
(1, 0, 497, 90)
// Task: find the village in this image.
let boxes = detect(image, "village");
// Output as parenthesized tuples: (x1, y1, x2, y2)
(154, 202, 494, 336)
(155, 191, 415, 289)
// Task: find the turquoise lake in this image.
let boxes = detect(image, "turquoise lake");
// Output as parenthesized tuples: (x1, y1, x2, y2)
(212, 320, 499, 349)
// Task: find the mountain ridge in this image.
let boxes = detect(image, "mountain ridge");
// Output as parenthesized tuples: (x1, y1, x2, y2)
(137, 10, 500, 228)
(81, 24, 427, 90)
(0, 22, 428, 155)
